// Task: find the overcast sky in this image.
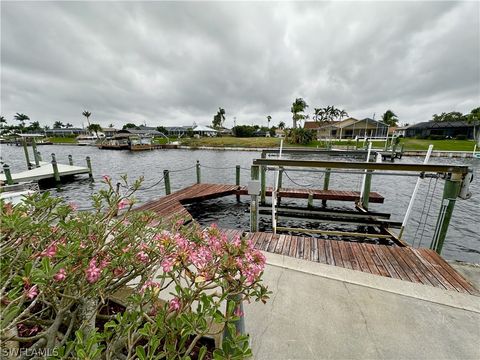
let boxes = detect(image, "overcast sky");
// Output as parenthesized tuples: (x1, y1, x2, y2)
(1, 1, 479, 129)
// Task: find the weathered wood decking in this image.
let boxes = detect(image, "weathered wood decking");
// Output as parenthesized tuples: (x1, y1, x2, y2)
(135, 184, 477, 295)
(221, 229, 478, 295)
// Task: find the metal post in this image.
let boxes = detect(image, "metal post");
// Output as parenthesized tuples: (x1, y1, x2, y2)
(68, 155, 73, 166)
(31, 139, 40, 167)
(322, 168, 331, 207)
(86, 156, 93, 180)
(430, 173, 462, 254)
(37, 151, 42, 162)
(260, 152, 266, 204)
(3, 164, 14, 185)
(51, 153, 61, 183)
(235, 165, 241, 202)
(22, 139, 31, 169)
(163, 170, 171, 195)
(355, 136, 359, 150)
(196, 160, 201, 184)
(250, 165, 260, 232)
(223, 294, 245, 342)
(361, 170, 373, 210)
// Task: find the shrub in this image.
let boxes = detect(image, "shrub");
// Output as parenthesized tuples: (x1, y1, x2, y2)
(0, 177, 269, 359)
(455, 134, 467, 140)
(286, 128, 314, 144)
(429, 135, 445, 140)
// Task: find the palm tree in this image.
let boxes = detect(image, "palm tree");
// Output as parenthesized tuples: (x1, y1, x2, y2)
(14, 113, 30, 130)
(87, 123, 102, 138)
(108, 123, 114, 128)
(53, 121, 64, 129)
(267, 115, 272, 128)
(212, 108, 226, 129)
(291, 98, 308, 128)
(82, 110, 92, 127)
(65, 123, 73, 128)
(382, 110, 398, 126)
(278, 121, 285, 130)
(0, 116, 6, 127)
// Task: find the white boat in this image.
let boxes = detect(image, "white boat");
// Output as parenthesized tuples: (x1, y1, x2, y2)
(76, 135, 102, 146)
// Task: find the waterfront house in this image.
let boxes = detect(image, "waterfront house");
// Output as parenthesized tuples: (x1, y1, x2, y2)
(405, 120, 479, 139)
(192, 125, 218, 137)
(45, 128, 88, 137)
(306, 118, 389, 139)
(102, 127, 118, 138)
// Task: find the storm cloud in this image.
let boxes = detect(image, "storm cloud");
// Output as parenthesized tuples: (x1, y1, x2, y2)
(1, 1, 479, 128)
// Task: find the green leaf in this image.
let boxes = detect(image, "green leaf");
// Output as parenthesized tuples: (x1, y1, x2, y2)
(198, 345, 208, 360)
(135, 345, 146, 360)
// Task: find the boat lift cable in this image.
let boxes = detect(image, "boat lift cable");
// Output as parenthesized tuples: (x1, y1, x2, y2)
(412, 177, 434, 248)
(264, 167, 440, 178)
(418, 177, 439, 248)
(283, 170, 323, 189)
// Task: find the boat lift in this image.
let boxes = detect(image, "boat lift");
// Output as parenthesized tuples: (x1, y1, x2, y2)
(249, 156, 473, 255)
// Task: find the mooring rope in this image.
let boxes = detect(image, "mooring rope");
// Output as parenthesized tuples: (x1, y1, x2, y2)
(283, 170, 323, 189)
(168, 164, 197, 173)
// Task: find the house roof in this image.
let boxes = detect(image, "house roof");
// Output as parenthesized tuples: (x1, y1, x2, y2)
(304, 121, 320, 129)
(193, 125, 217, 132)
(119, 129, 163, 136)
(408, 120, 479, 129)
(102, 127, 118, 132)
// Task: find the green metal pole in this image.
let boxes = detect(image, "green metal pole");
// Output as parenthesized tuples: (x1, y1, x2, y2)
(51, 153, 61, 183)
(37, 151, 42, 162)
(3, 164, 14, 185)
(196, 160, 201, 184)
(163, 170, 171, 195)
(355, 137, 359, 150)
(322, 168, 331, 207)
(31, 139, 40, 167)
(260, 152, 266, 205)
(68, 155, 73, 166)
(430, 174, 462, 254)
(361, 170, 373, 210)
(250, 165, 260, 232)
(22, 139, 31, 169)
(86, 156, 93, 180)
(235, 165, 240, 202)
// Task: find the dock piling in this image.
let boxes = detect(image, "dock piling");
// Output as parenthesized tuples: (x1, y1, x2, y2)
(260, 152, 266, 204)
(430, 173, 462, 254)
(22, 139, 31, 169)
(277, 167, 283, 204)
(37, 151, 42, 162)
(68, 155, 73, 166)
(31, 139, 40, 168)
(3, 164, 14, 185)
(196, 160, 201, 184)
(51, 154, 61, 183)
(307, 193, 314, 209)
(163, 170, 171, 195)
(86, 156, 93, 180)
(322, 168, 331, 207)
(250, 165, 260, 232)
(235, 165, 240, 202)
(361, 170, 373, 209)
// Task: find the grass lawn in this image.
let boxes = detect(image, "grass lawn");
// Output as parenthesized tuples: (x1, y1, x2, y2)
(175, 136, 478, 152)
(47, 137, 78, 144)
(398, 139, 477, 151)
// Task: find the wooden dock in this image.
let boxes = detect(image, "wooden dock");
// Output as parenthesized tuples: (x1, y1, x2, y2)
(223, 229, 478, 295)
(135, 184, 477, 295)
(0, 162, 90, 184)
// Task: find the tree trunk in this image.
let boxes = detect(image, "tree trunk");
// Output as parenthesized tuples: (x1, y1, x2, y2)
(78, 297, 98, 339)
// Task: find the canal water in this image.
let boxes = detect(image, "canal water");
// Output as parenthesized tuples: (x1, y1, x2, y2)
(1, 144, 479, 263)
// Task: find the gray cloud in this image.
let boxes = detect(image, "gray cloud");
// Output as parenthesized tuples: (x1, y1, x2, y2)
(1, 1, 479, 129)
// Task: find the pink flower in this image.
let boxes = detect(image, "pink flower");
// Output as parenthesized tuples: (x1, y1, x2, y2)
(40, 244, 57, 258)
(140, 280, 161, 293)
(122, 244, 132, 253)
(176, 219, 184, 226)
(69, 202, 78, 211)
(85, 259, 102, 283)
(234, 307, 244, 318)
(161, 257, 175, 272)
(168, 297, 181, 312)
(54, 268, 67, 282)
(25, 285, 38, 300)
(118, 199, 131, 210)
(136, 251, 149, 263)
(102, 175, 111, 183)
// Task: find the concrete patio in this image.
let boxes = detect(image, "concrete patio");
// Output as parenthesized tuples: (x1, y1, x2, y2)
(244, 253, 480, 360)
